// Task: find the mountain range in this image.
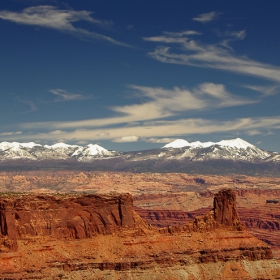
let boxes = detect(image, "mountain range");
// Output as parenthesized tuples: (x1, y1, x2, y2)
(0, 138, 279, 175)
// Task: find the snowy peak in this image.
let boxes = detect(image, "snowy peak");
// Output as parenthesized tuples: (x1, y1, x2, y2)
(0, 141, 41, 151)
(44, 143, 78, 149)
(73, 144, 114, 158)
(163, 139, 190, 148)
(163, 138, 255, 150)
(0, 141, 118, 162)
(0, 139, 276, 164)
(86, 144, 110, 156)
(189, 141, 215, 148)
(71, 144, 119, 162)
(162, 137, 271, 162)
(216, 138, 255, 149)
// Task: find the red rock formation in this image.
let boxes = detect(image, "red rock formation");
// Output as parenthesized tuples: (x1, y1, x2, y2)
(191, 189, 245, 233)
(0, 190, 279, 279)
(213, 188, 239, 226)
(0, 193, 136, 251)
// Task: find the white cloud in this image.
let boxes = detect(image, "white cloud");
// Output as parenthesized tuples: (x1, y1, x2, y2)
(244, 85, 280, 96)
(143, 30, 200, 44)
(50, 89, 92, 101)
(144, 137, 177, 143)
(8, 116, 280, 143)
(16, 98, 37, 113)
(227, 30, 246, 40)
(0, 6, 127, 46)
(246, 129, 261, 136)
(96, 131, 110, 137)
(144, 30, 280, 83)
(113, 136, 139, 142)
(193, 11, 221, 23)
(49, 130, 65, 135)
(0, 131, 22, 136)
(20, 83, 254, 131)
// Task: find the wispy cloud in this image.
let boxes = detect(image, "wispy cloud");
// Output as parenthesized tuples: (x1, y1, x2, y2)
(244, 85, 280, 96)
(144, 137, 177, 143)
(144, 30, 280, 83)
(49, 130, 65, 135)
(0, 5, 127, 46)
(6, 82, 258, 143)
(50, 89, 92, 101)
(6, 116, 280, 143)
(144, 30, 200, 44)
(113, 135, 139, 142)
(0, 131, 22, 136)
(193, 11, 221, 23)
(16, 98, 37, 113)
(246, 129, 261, 136)
(225, 30, 246, 40)
(20, 83, 254, 131)
(96, 131, 110, 137)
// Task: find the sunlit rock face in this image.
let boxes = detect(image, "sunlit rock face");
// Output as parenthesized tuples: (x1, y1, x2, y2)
(0, 193, 136, 251)
(214, 188, 239, 226)
(0, 190, 279, 279)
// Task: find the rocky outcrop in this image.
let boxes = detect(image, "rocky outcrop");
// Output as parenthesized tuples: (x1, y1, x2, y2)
(213, 188, 239, 226)
(0, 193, 136, 251)
(190, 189, 245, 233)
(0, 189, 279, 279)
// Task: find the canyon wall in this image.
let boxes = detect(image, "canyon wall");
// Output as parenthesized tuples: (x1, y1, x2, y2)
(0, 189, 279, 279)
(0, 193, 136, 251)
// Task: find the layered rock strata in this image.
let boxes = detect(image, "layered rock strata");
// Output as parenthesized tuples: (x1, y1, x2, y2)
(0, 190, 279, 279)
(0, 193, 136, 251)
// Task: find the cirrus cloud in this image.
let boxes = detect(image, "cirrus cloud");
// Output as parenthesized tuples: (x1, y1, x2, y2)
(50, 89, 92, 101)
(144, 30, 280, 83)
(113, 135, 139, 143)
(20, 83, 255, 131)
(193, 11, 221, 23)
(0, 5, 128, 46)
(4, 116, 280, 144)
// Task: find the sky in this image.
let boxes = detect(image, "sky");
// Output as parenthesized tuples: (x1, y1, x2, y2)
(0, 0, 280, 152)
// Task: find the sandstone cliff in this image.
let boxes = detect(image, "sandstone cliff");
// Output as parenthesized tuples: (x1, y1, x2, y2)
(0, 193, 137, 251)
(0, 189, 279, 279)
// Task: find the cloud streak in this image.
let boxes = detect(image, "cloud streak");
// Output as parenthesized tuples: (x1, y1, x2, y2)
(193, 11, 221, 23)
(3, 82, 260, 143)
(144, 30, 280, 83)
(4, 116, 280, 143)
(50, 89, 92, 101)
(0, 5, 127, 46)
(20, 83, 254, 131)
(15, 97, 37, 113)
(244, 84, 280, 96)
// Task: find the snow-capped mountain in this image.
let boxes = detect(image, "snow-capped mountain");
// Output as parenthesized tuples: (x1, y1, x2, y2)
(0, 138, 279, 175)
(72, 144, 118, 161)
(0, 142, 40, 160)
(163, 139, 190, 148)
(161, 138, 271, 162)
(163, 138, 254, 150)
(0, 142, 118, 162)
(162, 139, 214, 149)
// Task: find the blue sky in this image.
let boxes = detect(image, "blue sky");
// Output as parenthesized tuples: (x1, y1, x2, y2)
(0, 0, 280, 152)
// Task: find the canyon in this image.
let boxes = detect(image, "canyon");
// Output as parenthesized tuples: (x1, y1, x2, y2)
(0, 171, 280, 278)
(0, 189, 280, 279)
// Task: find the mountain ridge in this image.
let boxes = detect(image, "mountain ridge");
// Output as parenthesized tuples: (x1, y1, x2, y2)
(0, 138, 279, 175)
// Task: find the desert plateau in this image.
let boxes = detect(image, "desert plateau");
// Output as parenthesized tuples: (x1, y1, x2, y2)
(0, 171, 280, 279)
